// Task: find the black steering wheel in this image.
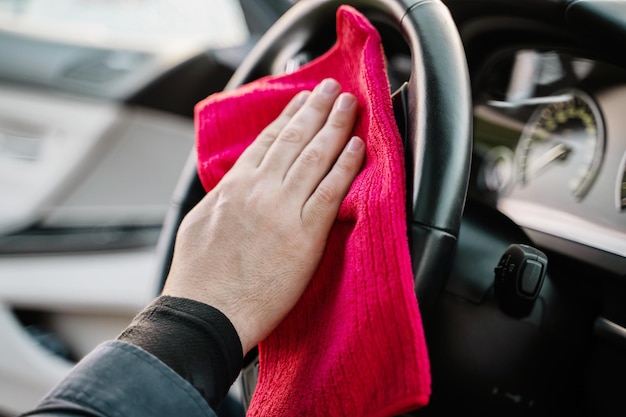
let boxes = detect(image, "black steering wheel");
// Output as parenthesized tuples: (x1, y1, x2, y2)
(156, 0, 471, 411)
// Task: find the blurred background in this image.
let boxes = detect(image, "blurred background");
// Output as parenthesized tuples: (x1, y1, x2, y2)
(0, 0, 292, 414)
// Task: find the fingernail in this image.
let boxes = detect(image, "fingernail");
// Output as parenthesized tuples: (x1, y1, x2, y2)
(335, 93, 356, 110)
(348, 136, 364, 151)
(318, 78, 340, 95)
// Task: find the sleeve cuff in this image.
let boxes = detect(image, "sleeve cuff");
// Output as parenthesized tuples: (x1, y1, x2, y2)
(117, 295, 243, 408)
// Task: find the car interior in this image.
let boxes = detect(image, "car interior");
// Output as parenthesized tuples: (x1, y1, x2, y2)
(0, 0, 291, 414)
(1, 0, 625, 416)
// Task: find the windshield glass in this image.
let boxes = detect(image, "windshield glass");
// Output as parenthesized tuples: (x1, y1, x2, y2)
(0, 0, 250, 50)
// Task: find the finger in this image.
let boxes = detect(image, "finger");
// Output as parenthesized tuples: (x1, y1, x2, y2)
(283, 92, 358, 201)
(301, 136, 366, 232)
(258, 78, 342, 176)
(234, 90, 311, 170)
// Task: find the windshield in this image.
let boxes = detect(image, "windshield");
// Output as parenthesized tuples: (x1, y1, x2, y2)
(0, 0, 250, 51)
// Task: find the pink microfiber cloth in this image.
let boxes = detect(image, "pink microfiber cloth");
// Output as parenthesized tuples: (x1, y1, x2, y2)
(195, 5, 430, 417)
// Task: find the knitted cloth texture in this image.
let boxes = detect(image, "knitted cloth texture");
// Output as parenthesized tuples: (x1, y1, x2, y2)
(195, 5, 430, 417)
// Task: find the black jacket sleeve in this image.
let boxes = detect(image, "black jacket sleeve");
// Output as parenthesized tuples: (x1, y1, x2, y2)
(19, 296, 244, 417)
(19, 340, 218, 417)
(117, 295, 244, 408)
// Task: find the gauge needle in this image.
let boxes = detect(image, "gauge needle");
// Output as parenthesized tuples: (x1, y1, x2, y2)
(529, 142, 572, 178)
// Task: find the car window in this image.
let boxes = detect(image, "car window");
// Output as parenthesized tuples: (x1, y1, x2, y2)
(0, 0, 250, 50)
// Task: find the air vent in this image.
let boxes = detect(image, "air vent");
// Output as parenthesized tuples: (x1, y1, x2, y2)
(0, 225, 161, 254)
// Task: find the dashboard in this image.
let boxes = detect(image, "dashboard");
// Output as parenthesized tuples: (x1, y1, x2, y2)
(426, 1, 626, 415)
(470, 48, 626, 267)
(432, 0, 626, 280)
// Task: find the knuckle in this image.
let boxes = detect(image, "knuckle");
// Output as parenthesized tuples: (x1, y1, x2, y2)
(315, 184, 338, 204)
(278, 126, 304, 144)
(259, 125, 281, 143)
(327, 115, 349, 130)
(333, 158, 354, 175)
(299, 147, 323, 165)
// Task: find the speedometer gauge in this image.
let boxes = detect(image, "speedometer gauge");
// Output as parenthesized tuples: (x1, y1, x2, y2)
(516, 89, 604, 200)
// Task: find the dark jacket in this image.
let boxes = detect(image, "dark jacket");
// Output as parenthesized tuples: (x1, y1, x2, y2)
(19, 341, 219, 416)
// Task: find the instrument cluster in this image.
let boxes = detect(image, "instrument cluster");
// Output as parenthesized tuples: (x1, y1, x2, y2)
(471, 49, 626, 257)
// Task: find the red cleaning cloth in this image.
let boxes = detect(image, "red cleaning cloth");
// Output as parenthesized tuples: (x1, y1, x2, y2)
(195, 5, 430, 417)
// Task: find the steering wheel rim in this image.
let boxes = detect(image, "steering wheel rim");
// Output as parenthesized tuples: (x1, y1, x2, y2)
(156, 0, 471, 410)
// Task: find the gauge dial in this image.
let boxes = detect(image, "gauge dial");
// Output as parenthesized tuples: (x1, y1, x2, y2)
(516, 89, 604, 200)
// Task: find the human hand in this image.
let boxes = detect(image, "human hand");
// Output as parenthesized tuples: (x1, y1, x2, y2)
(162, 78, 365, 354)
